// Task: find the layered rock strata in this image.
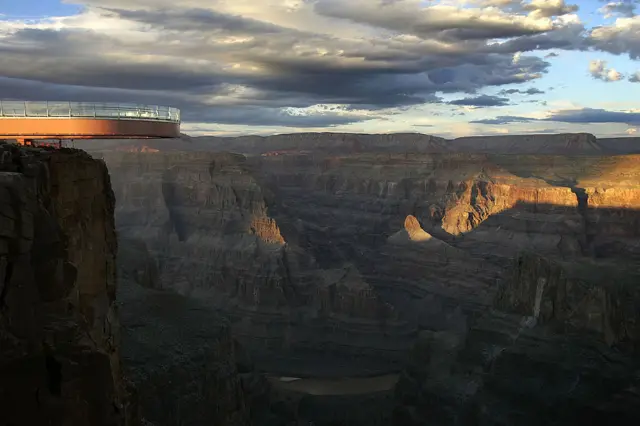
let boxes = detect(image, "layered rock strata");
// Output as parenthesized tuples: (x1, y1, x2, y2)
(103, 151, 411, 376)
(393, 252, 640, 426)
(97, 142, 640, 378)
(0, 143, 137, 426)
(86, 133, 640, 424)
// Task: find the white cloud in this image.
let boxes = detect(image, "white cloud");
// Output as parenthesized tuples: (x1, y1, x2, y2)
(588, 59, 624, 81)
(590, 15, 640, 59)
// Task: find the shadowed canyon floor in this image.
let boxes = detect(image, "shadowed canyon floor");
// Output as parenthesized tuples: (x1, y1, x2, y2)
(73, 132, 640, 425)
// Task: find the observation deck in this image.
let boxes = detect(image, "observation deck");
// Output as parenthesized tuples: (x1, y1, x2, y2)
(0, 101, 181, 146)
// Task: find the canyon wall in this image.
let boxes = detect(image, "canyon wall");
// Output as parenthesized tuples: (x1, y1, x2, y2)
(117, 278, 251, 426)
(0, 144, 137, 425)
(393, 252, 640, 425)
(85, 132, 640, 425)
(96, 138, 640, 371)
(104, 151, 411, 377)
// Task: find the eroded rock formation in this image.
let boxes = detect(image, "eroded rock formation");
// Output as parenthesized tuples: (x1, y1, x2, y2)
(103, 151, 411, 377)
(0, 144, 137, 426)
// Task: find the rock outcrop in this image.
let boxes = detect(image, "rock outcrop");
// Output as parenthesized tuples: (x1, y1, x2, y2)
(0, 144, 137, 426)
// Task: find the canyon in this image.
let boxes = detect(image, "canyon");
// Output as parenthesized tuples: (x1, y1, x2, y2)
(2, 132, 638, 425)
(79, 132, 640, 425)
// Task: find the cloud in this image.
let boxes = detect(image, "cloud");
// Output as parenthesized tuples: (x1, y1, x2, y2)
(470, 115, 536, 124)
(630, 71, 640, 81)
(449, 94, 510, 107)
(498, 87, 545, 95)
(313, 0, 559, 41)
(473, 107, 640, 125)
(598, 2, 637, 19)
(0, 1, 567, 127)
(588, 59, 624, 81)
(544, 52, 559, 57)
(0, 0, 635, 130)
(543, 107, 640, 124)
(589, 15, 640, 59)
(523, 0, 579, 19)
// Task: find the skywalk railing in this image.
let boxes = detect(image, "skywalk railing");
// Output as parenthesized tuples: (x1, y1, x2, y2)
(0, 101, 180, 123)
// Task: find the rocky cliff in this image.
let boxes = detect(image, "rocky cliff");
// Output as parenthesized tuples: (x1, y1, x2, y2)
(0, 143, 137, 426)
(117, 278, 251, 426)
(393, 252, 640, 426)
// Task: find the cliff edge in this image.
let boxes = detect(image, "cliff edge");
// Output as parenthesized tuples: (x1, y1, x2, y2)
(0, 143, 137, 425)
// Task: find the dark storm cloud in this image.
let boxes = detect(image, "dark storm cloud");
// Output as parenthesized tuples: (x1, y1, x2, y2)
(0, 28, 231, 91)
(472, 108, 640, 126)
(0, 0, 634, 128)
(0, 5, 553, 125)
(104, 7, 287, 34)
(449, 94, 510, 107)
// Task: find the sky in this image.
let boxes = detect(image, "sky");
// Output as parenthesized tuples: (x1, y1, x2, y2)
(0, 0, 639, 138)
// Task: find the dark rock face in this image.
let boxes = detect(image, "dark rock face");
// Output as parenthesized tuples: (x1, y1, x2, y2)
(393, 253, 640, 426)
(0, 144, 137, 426)
(117, 279, 251, 426)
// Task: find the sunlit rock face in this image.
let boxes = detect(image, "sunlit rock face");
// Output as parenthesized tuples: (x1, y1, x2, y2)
(92, 133, 640, 390)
